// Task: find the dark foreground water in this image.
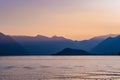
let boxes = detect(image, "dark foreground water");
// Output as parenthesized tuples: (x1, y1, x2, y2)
(0, 56, 120, 80)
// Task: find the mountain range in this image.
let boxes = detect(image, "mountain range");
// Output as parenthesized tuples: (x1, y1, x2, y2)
(12, 35, 76, 55)
(0, 32, 119, 55)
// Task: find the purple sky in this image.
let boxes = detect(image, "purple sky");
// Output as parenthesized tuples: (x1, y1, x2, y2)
(0, 0, 120, 40)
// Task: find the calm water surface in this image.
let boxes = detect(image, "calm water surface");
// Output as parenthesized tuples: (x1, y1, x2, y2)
(0, 56, 120, 80)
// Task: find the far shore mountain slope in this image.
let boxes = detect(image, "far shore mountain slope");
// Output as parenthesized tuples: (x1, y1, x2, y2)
(91, 35, 120, 55)
(0, 33, 27, 55)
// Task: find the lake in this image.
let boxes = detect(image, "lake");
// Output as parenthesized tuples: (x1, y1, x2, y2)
(0, 56, 120, 80)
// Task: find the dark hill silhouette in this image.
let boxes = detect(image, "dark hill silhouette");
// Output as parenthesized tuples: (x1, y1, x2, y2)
(91, 35, 120, 55)
(54, 48, 90, 55)
(0, 32, 27, 55)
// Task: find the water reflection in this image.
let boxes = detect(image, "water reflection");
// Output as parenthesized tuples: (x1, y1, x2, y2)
(0, 56, 120, 80)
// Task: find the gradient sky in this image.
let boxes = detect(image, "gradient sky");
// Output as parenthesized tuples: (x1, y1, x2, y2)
(0, 0, 120, 40)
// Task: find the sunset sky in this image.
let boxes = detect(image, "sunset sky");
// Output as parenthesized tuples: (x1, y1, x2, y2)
(0, 0, 120, 40)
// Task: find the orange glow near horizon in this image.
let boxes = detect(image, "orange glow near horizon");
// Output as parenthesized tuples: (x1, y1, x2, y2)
(0, 0, 120, 40)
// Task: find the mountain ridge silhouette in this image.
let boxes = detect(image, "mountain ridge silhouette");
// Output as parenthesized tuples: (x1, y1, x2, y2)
(0, 32, 120, 55)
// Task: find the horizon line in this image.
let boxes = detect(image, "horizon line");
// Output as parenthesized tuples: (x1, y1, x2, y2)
(1, 32, 119, 41)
